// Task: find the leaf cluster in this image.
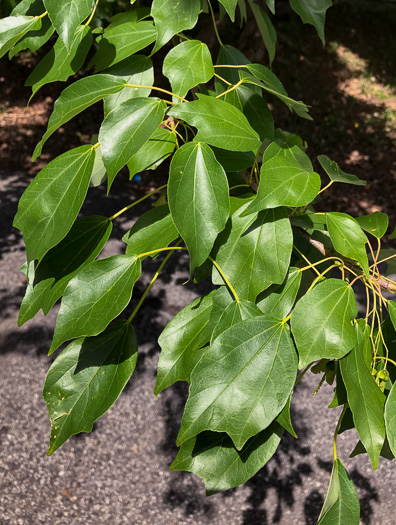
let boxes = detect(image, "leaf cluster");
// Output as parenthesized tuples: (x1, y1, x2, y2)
(3, 0, 396, 522)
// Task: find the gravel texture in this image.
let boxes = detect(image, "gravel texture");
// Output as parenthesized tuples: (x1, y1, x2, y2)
(1, 171, 395, 525)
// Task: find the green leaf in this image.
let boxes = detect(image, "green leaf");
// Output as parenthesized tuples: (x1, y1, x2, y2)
(168, 94, 261, 152)
(90, 145, 107, 187)
(43, 0, 91, 50)
(103, 55, 154, 115)
(168, 142, 230, 271)
(127, 128, 176, 180)
(99, 97, 167, 187)
(25, 25, 92, 98)
(14, 145, 95, 263)
(385, 382, 396, 458)
(248, 0, 276, 65)
(213, 202, 293, 301)
(256, 267, 302, 320)
(390, 301, 396, 332)
(242, 156, 321, 216)
(0, 15, 41, 58)
(326, 212, 369, 275)
(9, 15, 54, 58)
(222, 84, 274, 142)
(170, 423, 282, 495)
(123, 205, 179, 257)
(177, 317, 297, 449)
(212, 147, 255, 172)
(19, 216, 112, 325)
(289, 0, 332, 45)
(243, 65, 311, 119)
(218, 0, 238, 21)
(211, 299, 263, 342)
(49, 254, 142, 354)
(275, 396, 297, 438)
(317, 459, 360, 524)
(33, 74, 126, 160)
(11, 0, 44, 16)
(263, 142, 313, 171)
(154, 287, 233, 395)
(291, 279, 358, 369)
(90, 20, 156, 72)
(266, 0, 275, 14)
(163, 40, 214, 99)
(317, 155, 366, 186)
(340, 324, 386, 470)
(356, 212, 389, 240)
(151, 0, 202, 53)
(44, 321, 138, 455)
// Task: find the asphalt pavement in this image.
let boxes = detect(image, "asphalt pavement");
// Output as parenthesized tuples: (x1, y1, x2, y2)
(1, 170, 395, 525)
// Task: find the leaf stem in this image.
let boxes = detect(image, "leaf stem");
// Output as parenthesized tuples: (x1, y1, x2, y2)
(108, 185, 167, 221)
(214, 64, 249, 69)
(85, 0, 99, 26)
(333, 405, 348, 460)
(128, 241, 182, 323)
(306, 264, 339, 294)
(207, 0, 224, 47)
(37, 10, 48, 19)
(374, 356, 396, 368)
(138, 246, 188, 259)
(216, 79, 244, 99)
(318, 180, 334, 194)
(370, 252, 396, 268)
(294, 364, 311, 386)
(209, 256, 240, 302)
(124, 84, 188, 103)
(293, 245, 321, 277)
(92, 142, 100, 149)
(213, 72, 233, 86)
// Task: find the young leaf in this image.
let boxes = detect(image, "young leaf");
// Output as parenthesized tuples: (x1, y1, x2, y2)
(0, 15, 41, 58)
(356, 212, 389, 240)
(177, 318, 297, 449)
(90, 145, 107, 187)
(155, 287, 233, 395)
(123, 205, 179, 257)
(33, 75, 127, 160)
(291, 279, 358, 369)
(275, 396, 297, 438)
(168, 142, 230, 271)
(25, 25, 92, 98)
(19, 216, 112, 325)
(163, 40, 214, 98)
(340, 324, 386, 470)
(99, 98, 167, 187)
(212, 202, 293, 301)
(242, 156, 321, 215)
(43, 0, 91, 51)
(317, 459, 360, 524)
(127, 128, 176, 180)
(318, 154, 366, 186)
(218, 0, 238, 21)
(168, 94, 261, 152)
(385, 382, 396, 458)
(289, 0, 332, 45)
(90, 20, 156, 72)
(49, 254, 142, 354)
(103, 55, 154, 115)
(326, 212, 369, 275)
(256, 267, 302, 320)
(151, 0, 202, 53)
(211, 299, 263, 343)
(44, 321, 138, 455)
(170, 423, 283, 495)
(248, 0, 276, 65)
(9, 15, 54, 58)
(242, 65, 311, 119)
(14, 145, 95, 263)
